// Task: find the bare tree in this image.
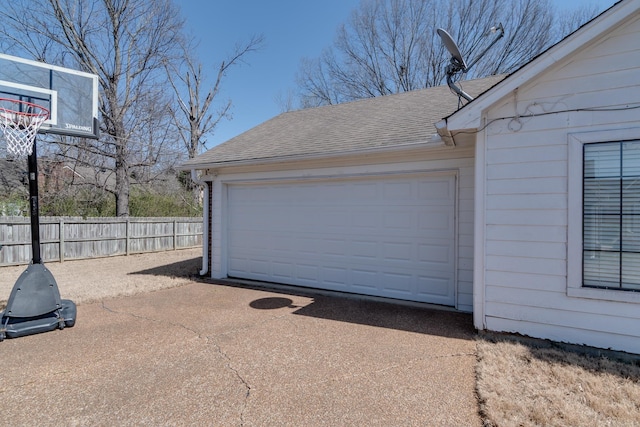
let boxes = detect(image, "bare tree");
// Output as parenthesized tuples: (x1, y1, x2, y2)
(274, 88, 299, 113)
(0, 0, 185, 216)
(165, 35, 264, 205)
(166, 35, 264, 160)
(297, 0, 600, 106)
(556, 3, 603, 39)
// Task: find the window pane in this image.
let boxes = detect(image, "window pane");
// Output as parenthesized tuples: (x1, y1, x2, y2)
(622, 178, 640, 214)
(584, 251, 620, 288)
(622, 177, 640, 252)
(622, 252, 640, 290)
(584, 178, 620, 214)
(622, 140, 640, 177)
(585, 142, 620, 178)
(622, 214, 640, 252)
(584, 214, 620, 250)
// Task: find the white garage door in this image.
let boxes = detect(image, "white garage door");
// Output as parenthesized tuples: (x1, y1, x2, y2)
(226, 173, 456, 305)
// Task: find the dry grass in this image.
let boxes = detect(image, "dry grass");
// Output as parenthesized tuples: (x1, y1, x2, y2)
(477, 333, 640, 427)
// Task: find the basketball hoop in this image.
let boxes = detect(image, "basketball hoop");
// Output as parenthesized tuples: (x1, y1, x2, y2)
(0, 98, 49, 157)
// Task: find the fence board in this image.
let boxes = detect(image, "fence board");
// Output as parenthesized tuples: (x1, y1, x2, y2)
(0, 216, 203, 266)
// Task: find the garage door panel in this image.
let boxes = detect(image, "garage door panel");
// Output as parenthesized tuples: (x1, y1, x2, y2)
(351, 269, 379, 289)
(272, 261, 295, 280)
(417, 276, 454, 303)
(351, 211, 379, 228)
(316, 238, 348, 256)
(383, 180, 414, 199)
(419, 209, 454, 231)
(351, 182, 379, 200)
(250, 259, 270, 276)
(350, 239, 379, 259)
(296, 264, 319, 282)
(228, 257, 247, 273)
(227, 173, 456, 305)
(381, 272, 413, 292)
(323, 266, 349, 286)
(382, 241, 413, 261)
(418, 241, 454, 265)
(231, 240, 453, 273)
(381, 210, 417, 230)
(418, 178, 455, 199)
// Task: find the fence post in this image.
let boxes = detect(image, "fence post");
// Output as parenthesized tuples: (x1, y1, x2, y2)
(173, 219, 177, 250)
(126, 219, 130, 256)
(59, 218, 65, 263)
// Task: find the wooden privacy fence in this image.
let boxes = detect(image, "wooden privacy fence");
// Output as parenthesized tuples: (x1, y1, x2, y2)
(0, 216, 203, 266)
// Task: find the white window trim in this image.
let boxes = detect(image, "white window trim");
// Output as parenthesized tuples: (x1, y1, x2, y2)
(568, 127, 640, 303)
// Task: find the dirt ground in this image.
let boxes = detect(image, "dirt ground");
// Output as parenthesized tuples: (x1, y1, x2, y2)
(0, 248, 202, 307)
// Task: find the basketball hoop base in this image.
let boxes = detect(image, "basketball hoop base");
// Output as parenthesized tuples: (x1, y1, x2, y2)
(0, 300, 76, 340)
(0, 263, 76, 342)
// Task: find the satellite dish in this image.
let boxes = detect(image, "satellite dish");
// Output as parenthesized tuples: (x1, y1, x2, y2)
(437, 24, 504, 103)
(436, 28, 467, 71)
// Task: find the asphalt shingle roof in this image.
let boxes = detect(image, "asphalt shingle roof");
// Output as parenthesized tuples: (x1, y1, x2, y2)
(183, 75, 505, 168)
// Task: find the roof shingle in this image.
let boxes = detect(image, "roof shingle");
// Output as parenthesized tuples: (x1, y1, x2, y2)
(183, 75, 504, 168)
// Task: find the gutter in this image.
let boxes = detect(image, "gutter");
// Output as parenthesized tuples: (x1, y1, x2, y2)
(191, 169, 209, 276)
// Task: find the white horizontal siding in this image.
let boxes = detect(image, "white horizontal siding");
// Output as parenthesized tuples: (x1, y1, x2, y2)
(486, 270, 566, 293)
(487, 285, 640, 319)
(486, 210, 567, 227)
(480, 12, 640, 353)
(487, 194, 567, 211)
(487, 177, 567, 195)
(487, 161, 566, 180)
(486, 145, 567, 165)
(486, 255, 566, 277)
(485, 317, 640, 354)
(486, 225, 566, 243)
(486, 240, 566, 259)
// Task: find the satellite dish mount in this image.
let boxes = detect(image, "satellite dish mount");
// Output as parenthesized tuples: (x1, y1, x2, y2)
(437, 24, 504, 103)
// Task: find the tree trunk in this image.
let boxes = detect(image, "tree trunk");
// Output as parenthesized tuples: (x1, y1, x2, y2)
(115, 124, 129, 217)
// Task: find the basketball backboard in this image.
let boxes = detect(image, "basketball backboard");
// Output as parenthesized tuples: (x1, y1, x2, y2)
(0, 53, 99, 139)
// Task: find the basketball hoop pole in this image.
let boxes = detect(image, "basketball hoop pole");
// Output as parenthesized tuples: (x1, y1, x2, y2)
(27, 136, 42, 264)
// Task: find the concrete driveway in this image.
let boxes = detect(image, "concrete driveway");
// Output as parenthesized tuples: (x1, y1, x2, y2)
(1, 280, 481, 426)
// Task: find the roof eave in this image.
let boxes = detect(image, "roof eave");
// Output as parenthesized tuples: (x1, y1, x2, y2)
(178, 137, 450, 171)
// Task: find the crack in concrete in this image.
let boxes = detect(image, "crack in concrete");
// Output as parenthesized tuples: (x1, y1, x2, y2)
(99, 301, 252, 426)
(205, 336, 252, 426)
(100, 301, 203, 337)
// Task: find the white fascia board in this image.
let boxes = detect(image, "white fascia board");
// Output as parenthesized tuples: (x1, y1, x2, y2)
(177, 140, 449, 171)
(444, 0, 638, 132)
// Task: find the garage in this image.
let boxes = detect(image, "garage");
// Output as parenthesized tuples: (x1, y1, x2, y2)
(226, 172, 456, 305)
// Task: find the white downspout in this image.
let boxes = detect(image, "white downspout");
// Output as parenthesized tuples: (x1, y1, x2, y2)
(191, 169, 209, 276)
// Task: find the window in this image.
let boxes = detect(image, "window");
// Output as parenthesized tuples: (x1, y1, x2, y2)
(583, 140, 640, 291)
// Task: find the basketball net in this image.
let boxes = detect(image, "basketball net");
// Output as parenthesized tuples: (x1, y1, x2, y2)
(0, 98, 49, 157)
